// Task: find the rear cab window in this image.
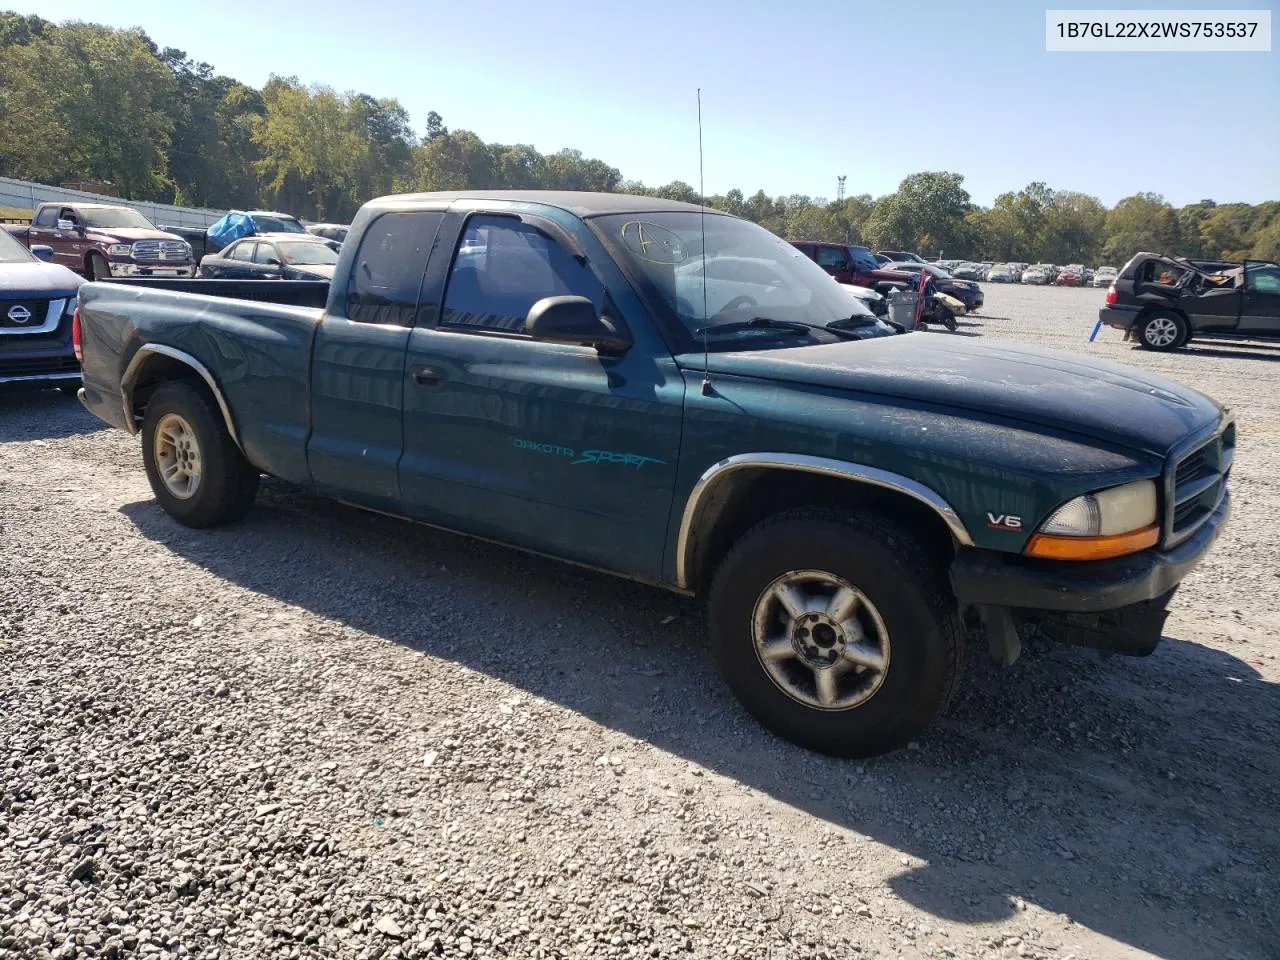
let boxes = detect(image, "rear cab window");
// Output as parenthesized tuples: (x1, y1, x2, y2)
(441, 215, 604, 335)
(346, 211, 444, 325)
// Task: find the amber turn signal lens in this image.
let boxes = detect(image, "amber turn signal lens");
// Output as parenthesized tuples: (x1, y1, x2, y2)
(1024, 523, 1159, 561)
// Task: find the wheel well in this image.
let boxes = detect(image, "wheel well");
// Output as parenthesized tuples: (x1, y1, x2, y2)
(1135, 303, 1188, 325)
(84, 250, 106, 270)
(684, 468, 959, 594)
(127, 355, 213, 430)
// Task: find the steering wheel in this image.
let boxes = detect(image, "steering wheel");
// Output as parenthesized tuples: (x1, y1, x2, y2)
(719, 295, 758, 313)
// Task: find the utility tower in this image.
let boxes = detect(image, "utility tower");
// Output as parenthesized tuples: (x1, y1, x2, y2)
(836, 175, 847, 202)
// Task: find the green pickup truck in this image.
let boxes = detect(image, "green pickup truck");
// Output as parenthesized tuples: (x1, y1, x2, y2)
(75, 191, 1233, 757)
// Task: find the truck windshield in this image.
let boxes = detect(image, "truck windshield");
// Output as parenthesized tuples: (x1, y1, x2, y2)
(594, 212, 874, 346)
(276, 241, 338, 265)
(0, 228, 35, 263)
(81, 208, 157, 229)
(0, 229, 34, 263)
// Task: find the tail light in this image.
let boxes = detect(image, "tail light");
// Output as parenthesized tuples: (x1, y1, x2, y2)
(72, 306, 83, 362)
(1105, 285, 1117, 305)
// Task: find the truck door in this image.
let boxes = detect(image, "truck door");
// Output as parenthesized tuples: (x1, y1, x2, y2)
(52, 207, 84, 271)
(399, 209, 685, 579)
(306, 209, 446, 512)
(1239, 263, 1280, 336)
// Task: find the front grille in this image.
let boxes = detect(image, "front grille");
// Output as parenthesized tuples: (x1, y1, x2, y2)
(131, 239, 190, 262)
(1167, 422, 1234, 543)
(0, 355, 79, 377)
(0, 299, 51, 329)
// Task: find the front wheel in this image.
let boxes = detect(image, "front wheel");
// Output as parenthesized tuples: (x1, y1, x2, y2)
(1137, 311, 1188, 351)
(86, 252, 111, 281)
(708, 507, 964, 758)
(141, 379, 259, 528)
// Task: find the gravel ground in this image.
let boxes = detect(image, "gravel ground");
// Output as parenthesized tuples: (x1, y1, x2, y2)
(2, 283, 1276, 960)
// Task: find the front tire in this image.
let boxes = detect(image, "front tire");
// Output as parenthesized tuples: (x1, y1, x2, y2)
(141, 380, 259, 528)
(708, 507, 964, 758)
(1137, 311, 1187, 351)
(86, 252, 111, 281)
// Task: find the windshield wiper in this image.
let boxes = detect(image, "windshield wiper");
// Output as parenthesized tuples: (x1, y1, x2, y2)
(695, 317, 813, 338)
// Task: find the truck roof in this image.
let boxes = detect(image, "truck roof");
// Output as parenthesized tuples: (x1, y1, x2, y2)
(39, 201, 129, 210)
(368, 190, 717, 219)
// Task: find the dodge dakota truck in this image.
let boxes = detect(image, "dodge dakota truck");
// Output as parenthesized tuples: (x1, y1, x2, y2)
(74, 191, 1233, 758)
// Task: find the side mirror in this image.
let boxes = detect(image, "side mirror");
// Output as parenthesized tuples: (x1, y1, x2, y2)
(524, 296, 632, 353)
(57, 219, 78, 232)
(266, 257, 282, 267)
(31, 245, 55, 263)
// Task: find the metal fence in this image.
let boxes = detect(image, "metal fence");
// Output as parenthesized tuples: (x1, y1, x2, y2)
(0, 176, 226, 228)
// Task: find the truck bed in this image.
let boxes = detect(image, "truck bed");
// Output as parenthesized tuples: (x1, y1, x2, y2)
(77, 279, 325, 486)
(103, 277, 330, 309)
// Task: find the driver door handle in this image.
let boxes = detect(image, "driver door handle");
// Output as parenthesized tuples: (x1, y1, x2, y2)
(411, 364, 447, 387)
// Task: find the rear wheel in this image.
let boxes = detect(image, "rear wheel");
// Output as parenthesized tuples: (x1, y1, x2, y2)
(86, 252, 111, 281)
(708, 507, 964, 758)
(141, 379, 258, 527)
(1137, 311, 1188, 351)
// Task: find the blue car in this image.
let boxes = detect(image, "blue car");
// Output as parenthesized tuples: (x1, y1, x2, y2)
(0, 229, 84, 393)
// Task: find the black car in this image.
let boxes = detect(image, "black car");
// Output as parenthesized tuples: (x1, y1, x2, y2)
(0, 228, 84, 393)
(878, 250, 926, 264)
(198, 233, 338, 281)
(882, 261, 984, 313)
(1099, 252, 1280, 351)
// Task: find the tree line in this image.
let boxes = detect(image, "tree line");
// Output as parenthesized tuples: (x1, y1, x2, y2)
(2, 11, 1276, 265)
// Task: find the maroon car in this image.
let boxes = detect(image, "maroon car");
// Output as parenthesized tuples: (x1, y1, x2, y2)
(22, 203, 196, 281)
(791, 241, 914, 293)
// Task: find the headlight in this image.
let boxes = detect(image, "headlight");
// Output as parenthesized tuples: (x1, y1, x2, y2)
(108, 244, 132, 257)
(1025, 480, 1159, 560)
(183, 242, 194, 258)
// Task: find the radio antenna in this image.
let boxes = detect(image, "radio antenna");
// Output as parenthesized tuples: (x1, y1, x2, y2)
(698, 88, 712, 396)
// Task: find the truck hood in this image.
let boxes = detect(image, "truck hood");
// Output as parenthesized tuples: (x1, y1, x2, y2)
(88, 227, 183, 243)
(691, 335, 1221, 455)
(0, 260, 84, 299)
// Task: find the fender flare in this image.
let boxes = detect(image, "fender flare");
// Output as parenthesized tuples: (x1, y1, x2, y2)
(674, 453, 975, 591)
(119, 344, 243, 451)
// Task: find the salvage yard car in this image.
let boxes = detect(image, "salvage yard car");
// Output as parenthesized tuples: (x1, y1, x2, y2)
(74, 191, 1233, 758)
(198, 233, 339, 280)
(0, 226, 83, 392)
(19, 202, 196, 281)
(1100, 252, 1280, 351)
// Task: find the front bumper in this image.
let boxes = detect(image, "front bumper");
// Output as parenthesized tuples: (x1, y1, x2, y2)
(108, 261, 196, 278)
(952, 491, 1228, 614)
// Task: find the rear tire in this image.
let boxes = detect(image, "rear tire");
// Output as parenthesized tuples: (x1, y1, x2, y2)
(708, 507, 964, 758)
(1137, 310, 1188, 351)
(141, 379, 258, 528)
(86, 252, 111, 281)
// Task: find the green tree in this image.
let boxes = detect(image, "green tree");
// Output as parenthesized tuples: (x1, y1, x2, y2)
(0, 22, 176, 197)
(1102, 192, 1181, 264)
(1040, 191, 1106, 265)
(863, 172, 973, 257)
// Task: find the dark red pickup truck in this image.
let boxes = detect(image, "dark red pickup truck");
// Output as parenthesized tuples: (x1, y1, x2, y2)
(19, 202, 196, 280)
(792, 241, 914, 293)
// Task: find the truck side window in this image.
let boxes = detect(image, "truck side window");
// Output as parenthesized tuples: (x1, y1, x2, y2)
(346, 211, 444, 326)
(442, 216, 604, 334)
(815, 247, 848, 269)
(1247, 265, 1280, 294)
(34, 207, 58, 228)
